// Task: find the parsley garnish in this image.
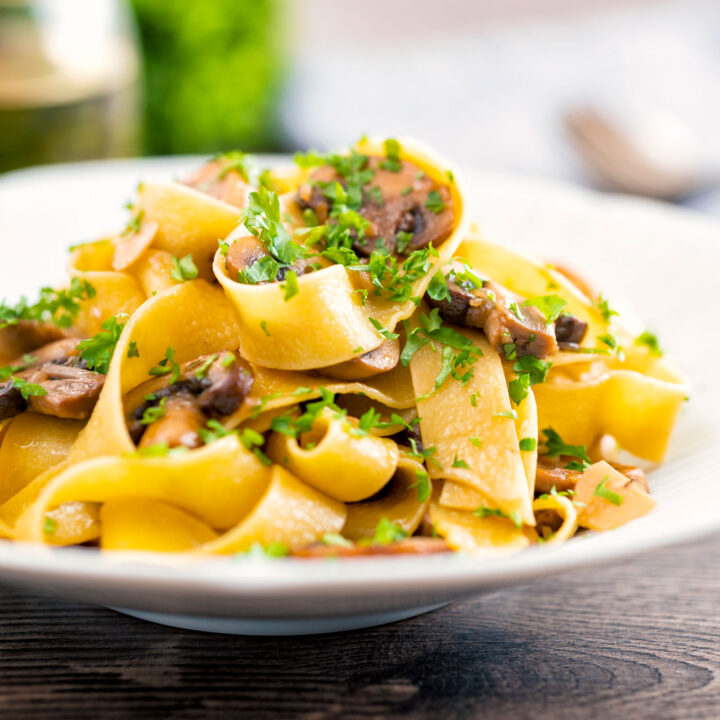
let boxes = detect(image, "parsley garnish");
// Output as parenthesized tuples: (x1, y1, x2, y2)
(522, 295, 567, 324)
(244, 541, 289, 558)
(0, 277, 95, 330)
(519, 437, 536, 451)
(370, 517, 408, 544)
(494, 409, 518, 419)
(509, 354, 552, 405)
(426, 271, 451, 302)
(140, 397, 167, 425)
(410, 468, 431, 502)
(473, 506, 522, 528)
(193, 354, 218, 379)
(368, 317, 399, 340)
(593, 476, 623, 506)
(540, 427, 591, 470)
(170, 254, 199, 282)
(322, 533, 353, 547)
(10, 377, 48, 400)
(260, 320, 270, 337)
(424, 190, 445, 214)
(239, 428, 272, 465)
(43, 516, 57, 535)
(127, 341, 139, 359)
(379, 138, 402, 172)
(469, 436, 482, 448)
(452, 455, 469, 469)
(77, 314, 127, 374)
(281, 270, 300, 301)
(197, 418, 236, 445)
(635, 330, 663, 357)
(270, 387, 342, 439)
(596, 293, 618, 322)
(149, 346, 181, 384)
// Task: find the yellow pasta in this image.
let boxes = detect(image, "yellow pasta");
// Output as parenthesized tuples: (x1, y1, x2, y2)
(0, 136, 686, 557)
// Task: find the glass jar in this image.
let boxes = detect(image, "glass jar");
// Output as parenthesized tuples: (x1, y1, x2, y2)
(0, 0, 141, 172)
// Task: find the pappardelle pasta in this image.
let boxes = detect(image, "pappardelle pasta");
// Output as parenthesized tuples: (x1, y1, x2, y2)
(0, 137, 689, 557)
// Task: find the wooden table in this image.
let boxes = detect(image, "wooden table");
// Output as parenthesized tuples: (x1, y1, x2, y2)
(1, 534, 718, 719)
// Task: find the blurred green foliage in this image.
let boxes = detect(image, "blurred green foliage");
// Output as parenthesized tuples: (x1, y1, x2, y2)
(130, 0, 285, 155)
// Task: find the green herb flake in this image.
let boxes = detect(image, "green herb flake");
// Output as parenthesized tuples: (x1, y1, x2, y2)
(452, 455, 469, 469)
(541, 427, 591, 470)
(473, 506, 522, 528)
(140, 397, 167, 425)
(281, 270, 300, 301)
(148, 346, 181, 384)
(593, 476, 623, 506)
(77, 314, 127, 374)
(596, 293, 618, 323)
(127, 341, 139, 359)
(494, 409, 518, 420)
(368, 317, 399, 340)
(522, 294, 568, 324)
(519, 437, 537, 451)
(424, 190, 446, 214)
(469, 436, 482, 448)
(170, 253, 199, 282)
(371, 516, 408, 545)
(410, 468, 431, 502)
(43, 516, 57, 535)
(635, 330, 663, 357)
(322, 533, 353, 547)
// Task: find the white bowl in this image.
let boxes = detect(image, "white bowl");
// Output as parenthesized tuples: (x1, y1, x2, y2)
(0, 157, 718, 635)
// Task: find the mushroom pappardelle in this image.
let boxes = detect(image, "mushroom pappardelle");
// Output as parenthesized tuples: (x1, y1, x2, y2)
(0, 137, 688, 557)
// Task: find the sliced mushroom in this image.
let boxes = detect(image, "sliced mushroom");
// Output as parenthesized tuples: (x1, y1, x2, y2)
(321, 338, 400, 381)
(112, 220, 159, 271)
(182, 159, 252, 208)
(535, 457, 649, 495)
(296, 156, 455, 257)
(0, 320, 74, 365)
(224, 235, 314, 284)
(555, 314, 589, 347)
(138, 392, 206, 450)
(193, 352, 255, 417)
(0, 384, 25, 421)
(427, 271, 558, 359)
(24, 363, 105, 420)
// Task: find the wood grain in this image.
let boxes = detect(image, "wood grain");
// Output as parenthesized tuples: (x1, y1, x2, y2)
(1, 535, 719, 720)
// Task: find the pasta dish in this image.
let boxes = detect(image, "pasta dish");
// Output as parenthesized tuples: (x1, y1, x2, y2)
(0, 137, 689, 557)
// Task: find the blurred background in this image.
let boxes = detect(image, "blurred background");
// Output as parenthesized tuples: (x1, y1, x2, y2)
(1, 0, 719, 213)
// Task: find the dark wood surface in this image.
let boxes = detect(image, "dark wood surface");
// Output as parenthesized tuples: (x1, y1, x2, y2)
(1, 535, 719, 720)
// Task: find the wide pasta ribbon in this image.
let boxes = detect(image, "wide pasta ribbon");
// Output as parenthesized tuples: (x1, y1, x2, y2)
(215, 138, 471, 370)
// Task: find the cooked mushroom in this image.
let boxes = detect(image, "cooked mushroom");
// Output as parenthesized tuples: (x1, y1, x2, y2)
(0, 320, 74, 365)
(427, 272, 558, 358)
(130, 351, 255, 447)
(24, 364, 105, 420)
(321, 338, 400, 381)
(138, 393, 206, 450)
(555, 314, 589, 348)
(0, 384, 25, 421)
(535, 457, 649, 495)
(192, 352, 255, 417)
(182, 159, 252, 208)
(224, 235, 315, 284)
(296, 156, 455, 257)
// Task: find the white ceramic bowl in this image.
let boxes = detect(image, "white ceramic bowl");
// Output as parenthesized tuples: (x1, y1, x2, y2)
(0, 157, 718, 635)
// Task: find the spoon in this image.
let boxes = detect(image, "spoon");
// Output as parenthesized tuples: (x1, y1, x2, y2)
(565, 107, 710, 201)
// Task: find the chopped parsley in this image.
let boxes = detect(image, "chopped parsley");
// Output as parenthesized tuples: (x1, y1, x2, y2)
(127, 341, 139, 359)
(522, 294, 567, 324)
(0, 277, 96, 330)
(424, 190, 446, 214)
(473, 506, 522, 528)
(198, 418, 236, 445)
(407, 437, 442, 470)
(426, 271, 451, 302)
(260, 320, 270, 337)
(540, 427, 591, 471)
(270, 387, 342, 439)
(322, 533, 353, 547)
(593, 476, 623, 506)
(379, 138, 402, 172)
(43, 516, 57, 535)
(452, 455, 469, 469)
(405, 467, 429, 502)
(494, 409, 518, 420)
(9, 377, 48, 400)
(370, 516, 408, 544)
(402, 309, 483, 399)
(368, 317, 399, 341)
(239, 428, 272, 465)
(596, 293, 618, 323)
(635, 330, 663, 357)
(193, 354, 218, 379)
(519, 437, 537, 451)
(149, 346, 181, 384)
(244, 541, 289, 558)
(170, 254, 198, 282)
(281, 270, 300, 301)
(469, 436, 482, 448)
(509, 354, 552, 405)
(77, 314, 127, 374)
(140, 397, 167, 425)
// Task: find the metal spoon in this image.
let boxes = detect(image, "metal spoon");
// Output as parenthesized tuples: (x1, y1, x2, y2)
(565, 107, 710, 200)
